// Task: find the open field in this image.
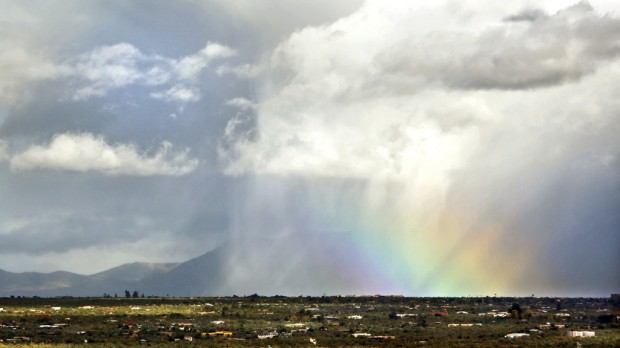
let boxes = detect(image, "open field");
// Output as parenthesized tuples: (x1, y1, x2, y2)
(0, 296, 618, 347)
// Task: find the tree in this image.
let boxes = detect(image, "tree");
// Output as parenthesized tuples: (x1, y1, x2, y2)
(132, 290, 139, 298)
(125, 290, 131, 298)
(510, 303, 524, 320)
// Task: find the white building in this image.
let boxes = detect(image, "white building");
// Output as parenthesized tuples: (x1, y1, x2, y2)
(567, 331, 595, 337)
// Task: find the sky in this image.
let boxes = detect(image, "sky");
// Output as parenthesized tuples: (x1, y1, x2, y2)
(0, 0, 618, 297)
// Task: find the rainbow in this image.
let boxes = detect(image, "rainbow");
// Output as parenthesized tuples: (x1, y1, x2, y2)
(287, 182, 548, 297)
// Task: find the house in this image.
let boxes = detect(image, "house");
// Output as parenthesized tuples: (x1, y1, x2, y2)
(567, 331, 595, 337)
(208, 331, 232, 337)
(284, 323, 306, 328)
(396, 313, 417, 318)
(505, 333, 529, 338)
(352, 333, 371, 338)
(258, 331, 278, 339)
(370, 335, 396, 340)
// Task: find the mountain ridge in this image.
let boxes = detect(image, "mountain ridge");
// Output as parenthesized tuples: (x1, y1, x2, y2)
(0, 247, 222, 297)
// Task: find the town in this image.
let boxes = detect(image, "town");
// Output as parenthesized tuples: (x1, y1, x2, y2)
(0, 295, 618, 346)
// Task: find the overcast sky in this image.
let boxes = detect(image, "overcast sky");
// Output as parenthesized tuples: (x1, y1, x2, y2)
(0, 0, 618, 296)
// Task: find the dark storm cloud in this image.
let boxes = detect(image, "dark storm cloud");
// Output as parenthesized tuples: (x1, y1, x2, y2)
(0, 214, 148, 254)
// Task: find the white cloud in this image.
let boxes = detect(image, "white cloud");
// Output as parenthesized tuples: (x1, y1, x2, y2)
(174, 42, 236, 81)
(68, 41, 235, 103)
(222, 1, 620, 181)
(10, 133, 198, 176)
(72, 43, 154, 100)
(151, 85, 201, 103)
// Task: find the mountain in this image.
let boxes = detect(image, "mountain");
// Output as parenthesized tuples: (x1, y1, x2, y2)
(91, 262, 179, 283)
(136, 244, 229, 296)
(0, 269, 92, 294)
(0, 247, 224, 297)
(0, 269, 127, 297)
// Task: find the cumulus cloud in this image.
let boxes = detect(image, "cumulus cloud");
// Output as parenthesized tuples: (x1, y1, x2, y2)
(174, 42, 236, 81)
(10, 133, 198, 176)
(71, 43, 155, 100)
(222, 1, 620, 179)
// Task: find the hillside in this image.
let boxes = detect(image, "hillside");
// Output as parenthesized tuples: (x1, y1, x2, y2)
(91, 262, 179, 282)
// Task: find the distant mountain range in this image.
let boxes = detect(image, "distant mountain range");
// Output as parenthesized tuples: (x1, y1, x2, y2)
(0, 245, 227, 297)
(0, 232, 371, 297)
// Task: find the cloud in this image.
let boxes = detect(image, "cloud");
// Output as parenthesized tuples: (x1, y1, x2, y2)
(216, 1, 620, 295)
(10, 133, 198, 176)
(71, 43, 156, 100)
(504, 8, 548, 22)
(205, 0, 364, 50)
(174, 42, 236, 81)
(65, 41, 235, 103)
(222, 1, 620, 179)
(150, 85, 201, 103)
(225, 97, 256, 110)
(0, 139, 7, 161)
(0, 44, 71, 105)
(0, 2, 100, 106)
(0, 213, 141, 254)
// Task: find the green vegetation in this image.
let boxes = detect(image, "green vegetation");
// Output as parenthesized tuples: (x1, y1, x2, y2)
(0, 296, 618, 347)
